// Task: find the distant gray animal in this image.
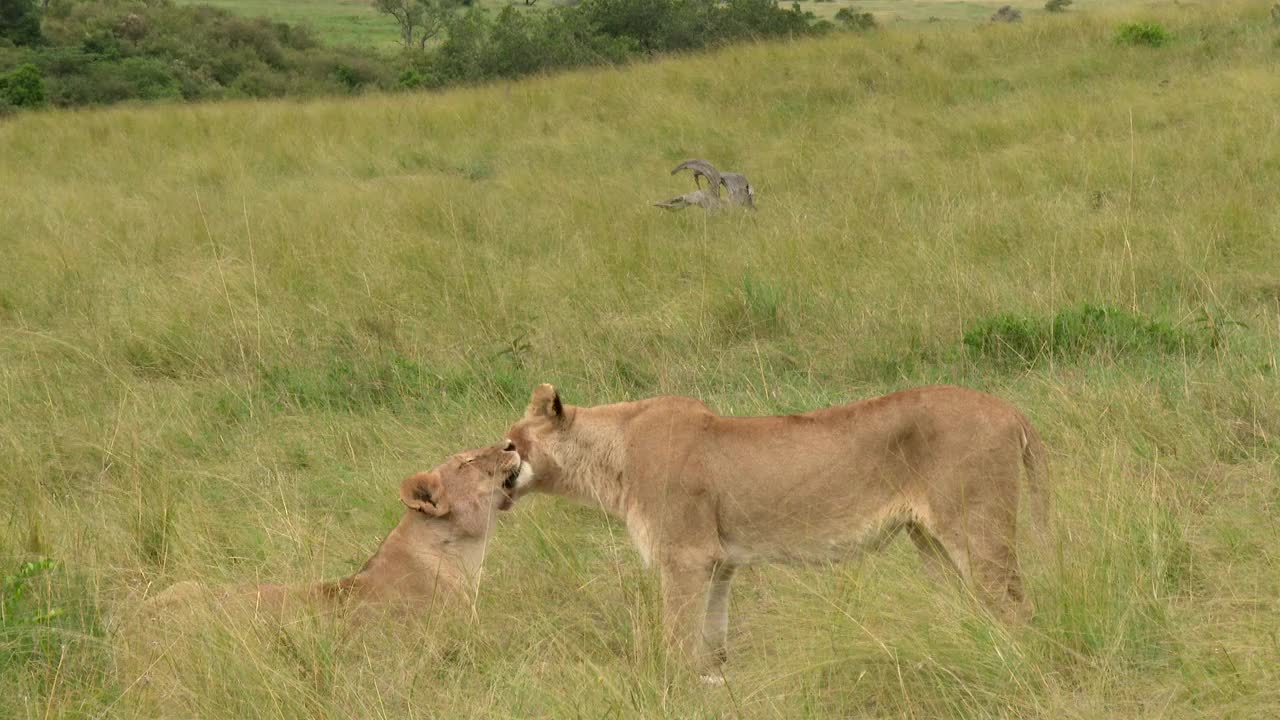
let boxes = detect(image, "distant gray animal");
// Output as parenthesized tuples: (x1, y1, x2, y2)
(654, 159, 755, 211)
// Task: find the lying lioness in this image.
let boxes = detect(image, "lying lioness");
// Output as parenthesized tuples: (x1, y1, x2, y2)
(504, 384, 1048, 679)
(144, 442, 530, 619)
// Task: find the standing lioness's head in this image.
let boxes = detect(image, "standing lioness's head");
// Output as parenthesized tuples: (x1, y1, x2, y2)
(502, 384, 569, 503)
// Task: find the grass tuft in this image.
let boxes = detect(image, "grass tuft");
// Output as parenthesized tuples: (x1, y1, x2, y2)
(963, 303, 1197, 368)
(717, 274, 787, 340)
(1117, 21, 1172, 47)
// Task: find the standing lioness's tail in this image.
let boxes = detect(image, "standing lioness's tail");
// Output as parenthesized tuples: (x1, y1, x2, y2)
(1019, 416, 1050, 532)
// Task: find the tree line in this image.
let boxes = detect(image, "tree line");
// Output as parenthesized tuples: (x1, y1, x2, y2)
(0, 0, 873, 113)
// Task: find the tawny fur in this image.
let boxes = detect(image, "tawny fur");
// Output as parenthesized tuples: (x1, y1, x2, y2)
(505, 384, 1048, 678)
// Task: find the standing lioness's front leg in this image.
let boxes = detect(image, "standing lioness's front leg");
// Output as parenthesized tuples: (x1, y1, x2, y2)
(630, 470, 725, 679)
(658, 550, 723, 680)
(703, 562, 736, 672)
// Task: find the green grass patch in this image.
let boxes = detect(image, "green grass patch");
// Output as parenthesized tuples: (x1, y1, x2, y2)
(258, 350, 528, 413)
(963, 303, 1200, 368)
(717, 274, 787, 340)
(1117, 21, 1172, 47)
(0, 558, 111, 718)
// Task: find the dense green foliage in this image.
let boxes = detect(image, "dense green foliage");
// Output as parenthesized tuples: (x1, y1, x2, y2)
(0, 0, 830, 110)
(0, 0, 43, 47)
(834, 6, 877, 30)
(0, 0, 392, 106)
(0, 62, 44, 109)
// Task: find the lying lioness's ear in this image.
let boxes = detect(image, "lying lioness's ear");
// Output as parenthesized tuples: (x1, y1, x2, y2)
(528, 383, 563, 421)
(399, 471, 449, 517)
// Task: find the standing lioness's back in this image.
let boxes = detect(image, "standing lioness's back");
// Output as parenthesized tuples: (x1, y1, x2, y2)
(660, 386, 1047, 562)
(504, 384, 1048, 680)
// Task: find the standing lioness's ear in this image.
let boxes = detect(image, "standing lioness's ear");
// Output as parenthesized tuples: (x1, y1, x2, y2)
(400, 471, 449, 516)
(528, 383, 563, 421)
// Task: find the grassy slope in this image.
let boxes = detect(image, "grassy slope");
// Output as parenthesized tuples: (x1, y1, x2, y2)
(3, 1, 1279, 717)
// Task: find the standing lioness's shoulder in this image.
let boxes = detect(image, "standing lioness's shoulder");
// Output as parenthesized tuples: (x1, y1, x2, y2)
(642, 395, 715, 415)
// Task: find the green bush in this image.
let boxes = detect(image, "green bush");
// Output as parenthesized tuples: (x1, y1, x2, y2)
(0, 62, 44, 107)
(397, 67, 423, 88)
(1117, 21, 1170, 47)
(418, 0, 824, 88)
(4, 0, 393, 108)
(835, 7, 876, 30)
(45, 55, 181, 105)
(1044, 0, 1073, 12)
(0, 0, 43, 47)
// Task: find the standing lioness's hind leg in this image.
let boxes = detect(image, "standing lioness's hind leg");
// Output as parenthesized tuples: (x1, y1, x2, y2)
(908, 524, 960, 585)
(968, 535, 1030, 623)
(910, 520, 1028, 622)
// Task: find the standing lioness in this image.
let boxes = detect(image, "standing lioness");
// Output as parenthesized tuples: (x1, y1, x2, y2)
(503, 384, 1048, 679)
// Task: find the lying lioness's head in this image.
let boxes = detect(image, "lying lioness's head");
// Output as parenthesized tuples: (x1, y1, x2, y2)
(399, 440, 532, 535)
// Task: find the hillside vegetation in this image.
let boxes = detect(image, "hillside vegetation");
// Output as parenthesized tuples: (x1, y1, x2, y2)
(180, 0, 1184, 46)
(2, 1, 1279, 717)
(1, 0, 830, 111)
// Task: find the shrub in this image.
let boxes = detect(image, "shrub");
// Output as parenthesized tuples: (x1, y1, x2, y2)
(398, 67, 423, 89)
(9, 0, 395, 108)
(0, 0, 43, 47)
(44, 55, 180, 105)
(1045, 0, 1073, 12)
(0, 62, 44, 107)
(1117, 21, 1170, 47)
(834, 7, 876, 30)
(334, 63, 361, 90)
(573, 0, 819, 56)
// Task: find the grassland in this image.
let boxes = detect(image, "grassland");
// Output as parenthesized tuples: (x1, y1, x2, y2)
(3, 1, 1279, 717)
